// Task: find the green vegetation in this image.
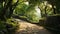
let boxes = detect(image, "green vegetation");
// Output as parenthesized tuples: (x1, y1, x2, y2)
(0, 0, 60, 34)
(0, 18, 19, 34)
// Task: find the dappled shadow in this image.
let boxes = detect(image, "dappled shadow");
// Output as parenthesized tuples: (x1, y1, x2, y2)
(14, 19, 52, 34)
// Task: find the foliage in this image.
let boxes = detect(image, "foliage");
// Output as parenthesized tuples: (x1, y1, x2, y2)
(13, 0, 60, 23)
(0, 18, 19, 34)
(0, 0, 19, 20)
(0, 0, 60, 22)
(14, 1, 41, 23)
(0, 0, 60, 34)
(45, 0, 60, 14)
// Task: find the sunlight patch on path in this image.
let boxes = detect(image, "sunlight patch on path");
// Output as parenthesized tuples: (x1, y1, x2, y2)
(14, 19, 52, 34)
(19, 22, 44, 31)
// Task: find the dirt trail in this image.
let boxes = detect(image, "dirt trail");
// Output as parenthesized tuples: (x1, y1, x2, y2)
(14, 19, 52, 34)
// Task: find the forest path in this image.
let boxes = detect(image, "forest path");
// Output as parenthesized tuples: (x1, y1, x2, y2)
(14, 19, 52, 34)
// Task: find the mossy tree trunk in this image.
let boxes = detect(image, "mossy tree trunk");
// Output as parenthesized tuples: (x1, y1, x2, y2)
(0, 0, 19, 21)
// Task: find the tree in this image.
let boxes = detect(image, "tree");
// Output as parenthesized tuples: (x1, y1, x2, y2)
(46, 0, 60, 14)
(0, 0, 60, 21)
(0, 0, 19, 21)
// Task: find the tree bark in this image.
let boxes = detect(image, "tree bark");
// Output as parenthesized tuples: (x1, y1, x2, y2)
(52, 5, 56, 14)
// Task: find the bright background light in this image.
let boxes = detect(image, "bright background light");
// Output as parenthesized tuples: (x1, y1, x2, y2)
(35, 6, 41, 17)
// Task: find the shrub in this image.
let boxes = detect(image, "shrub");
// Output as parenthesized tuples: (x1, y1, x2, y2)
(0, 18, 19, 34)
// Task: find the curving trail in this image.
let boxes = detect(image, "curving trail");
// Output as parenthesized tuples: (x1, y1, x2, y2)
(14, 19, 52, 34)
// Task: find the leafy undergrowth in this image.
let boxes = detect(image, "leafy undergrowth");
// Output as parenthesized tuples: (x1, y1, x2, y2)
(0, 18, 19, 34)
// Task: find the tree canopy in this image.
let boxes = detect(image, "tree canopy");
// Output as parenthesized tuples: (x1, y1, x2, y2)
(0, 0, 60, 34)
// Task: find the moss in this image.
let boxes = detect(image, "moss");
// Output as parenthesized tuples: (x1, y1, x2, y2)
(0, 18, 19, 34)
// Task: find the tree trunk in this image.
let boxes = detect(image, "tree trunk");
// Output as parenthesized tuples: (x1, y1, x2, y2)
(52, 5, 56, 14)
(45, 6, 47, 17)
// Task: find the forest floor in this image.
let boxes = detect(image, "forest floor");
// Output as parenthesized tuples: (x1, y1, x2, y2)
(14, 19, 53, 34)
